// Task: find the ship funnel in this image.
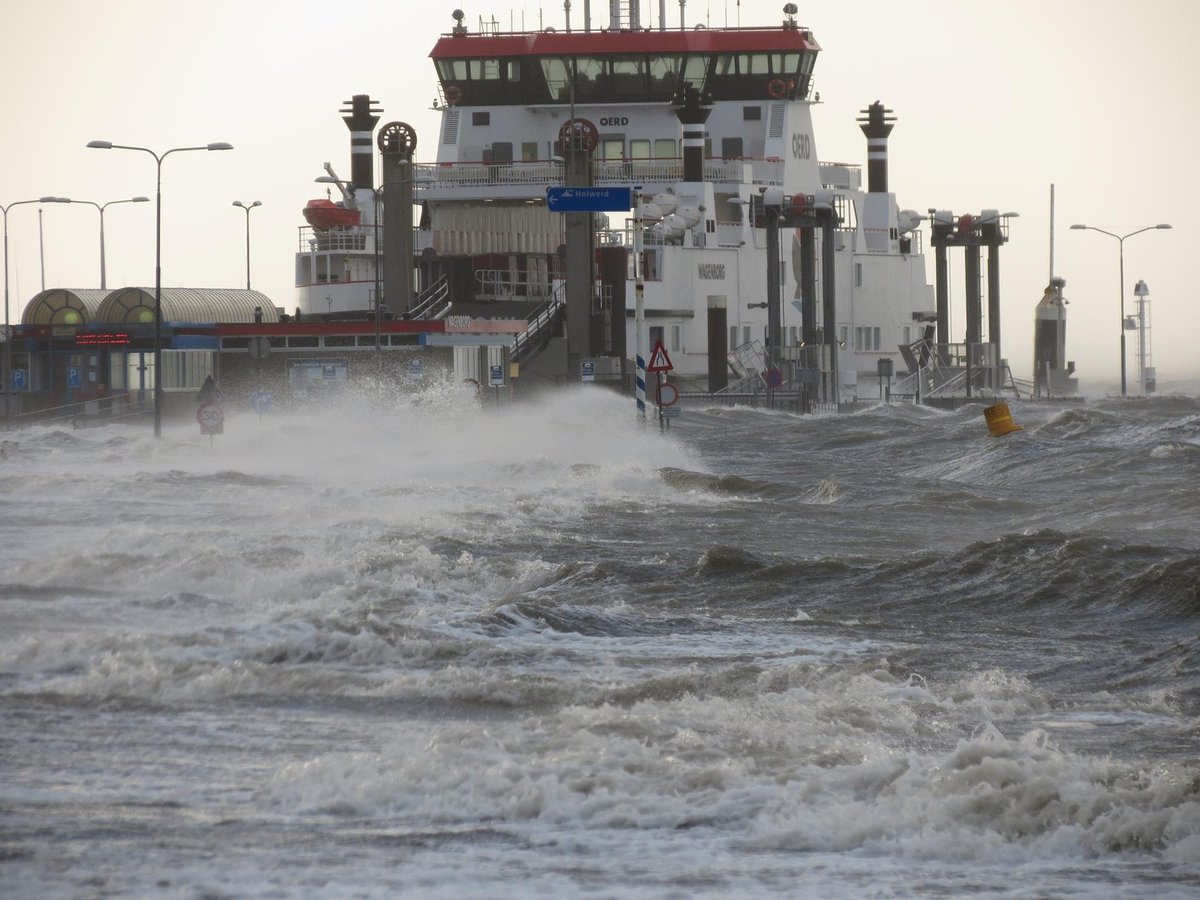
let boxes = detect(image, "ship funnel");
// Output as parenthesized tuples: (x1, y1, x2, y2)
(856, 100, 895, 194)
(340, 94, 383, 191)
(673, 84, 712, 183)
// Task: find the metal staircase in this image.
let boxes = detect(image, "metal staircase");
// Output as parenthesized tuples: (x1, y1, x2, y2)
(511, 285, 567, 365)
(406, 275, 452, 320)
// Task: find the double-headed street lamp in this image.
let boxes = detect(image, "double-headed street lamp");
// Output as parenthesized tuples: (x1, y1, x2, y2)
(232, 200, 261, 290)
(87, 140, 233, 437)
(3, 196, 71, 424)
(1070, 222, 1172, 396)
(64, 196, 151, 289)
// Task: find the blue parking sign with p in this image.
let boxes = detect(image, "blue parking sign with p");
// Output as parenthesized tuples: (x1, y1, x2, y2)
(10, 369, 26, 391)
(68, 367, 81, 389)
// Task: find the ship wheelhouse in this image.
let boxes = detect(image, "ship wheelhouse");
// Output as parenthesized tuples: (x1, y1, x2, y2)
(429, 26, 820, 111)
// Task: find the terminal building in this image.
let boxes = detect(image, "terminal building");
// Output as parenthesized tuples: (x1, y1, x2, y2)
(4, 287, 538, 425)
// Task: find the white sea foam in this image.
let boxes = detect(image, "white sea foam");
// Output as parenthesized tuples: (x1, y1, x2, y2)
(260, 655, 1200, 869)
(4, 386, 1198, 896)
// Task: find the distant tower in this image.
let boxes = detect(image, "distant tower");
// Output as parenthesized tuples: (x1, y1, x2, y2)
(1033, 277, 1077, 397)
(1133, 279, 1154, 394)
(673, 84, 712, 183)
(857, 101, 895, 194)
(341, 94, 382, 191)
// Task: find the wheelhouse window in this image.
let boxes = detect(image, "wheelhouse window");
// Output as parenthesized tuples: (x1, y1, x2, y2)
(540, 55, 686, 103)
(647, 55, 683, 98)
(436, 56, 526, 105)
(707, 50, 806, 101)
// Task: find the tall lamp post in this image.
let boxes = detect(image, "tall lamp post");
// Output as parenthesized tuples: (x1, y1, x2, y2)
(232, 200, 261, 290)
(1070, 222, 1171, 396)
(65, 196, 150, 289)
(87, 140, 233, 437)
(3, 196, 71, 424)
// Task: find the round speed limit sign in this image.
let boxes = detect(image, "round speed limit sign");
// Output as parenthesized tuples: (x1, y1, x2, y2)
(197, 400, 225, 434)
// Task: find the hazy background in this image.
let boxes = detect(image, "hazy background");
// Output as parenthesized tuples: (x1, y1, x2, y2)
(2, 0, 1195, 391)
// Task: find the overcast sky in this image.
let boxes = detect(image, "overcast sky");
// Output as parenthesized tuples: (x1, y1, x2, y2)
(3, 0, 1196, 390)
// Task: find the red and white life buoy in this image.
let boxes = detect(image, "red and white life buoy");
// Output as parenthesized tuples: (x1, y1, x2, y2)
(767, 78, 787, 99)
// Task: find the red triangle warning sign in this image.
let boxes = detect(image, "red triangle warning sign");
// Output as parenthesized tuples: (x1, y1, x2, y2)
(646, 340, 673, 373)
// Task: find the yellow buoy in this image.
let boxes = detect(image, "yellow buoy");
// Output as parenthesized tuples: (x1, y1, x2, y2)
(983, 400, 1023, 436)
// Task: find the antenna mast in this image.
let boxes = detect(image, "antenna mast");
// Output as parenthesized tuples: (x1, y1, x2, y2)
(1049, 183, 1055, 280)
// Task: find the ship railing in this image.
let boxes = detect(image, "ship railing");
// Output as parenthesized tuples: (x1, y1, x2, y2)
(899, 340, 1012, 399)
(474, 269, 554, 301)
(858, 227, 923, 255)
(414, 161, 563, 188)
(716, 371, 766, 395)
(406, 274, 452, 320)
(511, 283, 567, 364)
(863, 228, 891, 253)
(718, 339, 770, 392)
(411, 157, 785, 191)
(820, 162, 863, 191)
(297, 224, 376, 253)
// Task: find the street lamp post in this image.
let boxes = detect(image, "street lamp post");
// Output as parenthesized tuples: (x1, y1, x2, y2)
(1070, 222, 1171, 396)
(3, 196, 70, 424)
(87, 140, 233, 436)
(232, 200, 261, 290)
(64, 196, 151, 289)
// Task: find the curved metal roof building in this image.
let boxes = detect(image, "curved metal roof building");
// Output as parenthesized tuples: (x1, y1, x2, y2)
(94, 288, 280, 325)
(21, 289, 110, 326)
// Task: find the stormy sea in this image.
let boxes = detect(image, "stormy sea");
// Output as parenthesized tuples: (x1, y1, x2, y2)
(1, 386, 1198, 898)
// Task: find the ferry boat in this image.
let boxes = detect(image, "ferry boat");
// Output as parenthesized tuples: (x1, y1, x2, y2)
(294, 1, 937, 404)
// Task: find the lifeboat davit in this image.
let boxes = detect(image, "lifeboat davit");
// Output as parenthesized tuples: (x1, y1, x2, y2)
(303, 199, 360, 229)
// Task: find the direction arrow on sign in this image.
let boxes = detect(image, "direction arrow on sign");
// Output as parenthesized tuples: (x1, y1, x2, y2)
(646, 340, 673, 373)
(546, 186, 633, 213)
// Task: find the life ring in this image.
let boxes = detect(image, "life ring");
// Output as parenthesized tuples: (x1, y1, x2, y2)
(444, 84, 462, 106)
(767, 78, 788, 99)
(558, 118, 600, 154)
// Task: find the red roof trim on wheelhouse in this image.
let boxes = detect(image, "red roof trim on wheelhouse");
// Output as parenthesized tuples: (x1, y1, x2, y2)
(430, 26, 818, 60)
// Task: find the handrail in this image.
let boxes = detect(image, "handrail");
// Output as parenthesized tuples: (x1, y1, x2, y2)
(406, 274, 452, 320)
(411, 157, 785, 190)
(474, 269, 552, 299)
(511, 284, 566, 364)
(7, 392, 149, 427)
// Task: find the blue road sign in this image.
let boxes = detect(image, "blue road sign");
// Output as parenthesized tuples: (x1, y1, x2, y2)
(408, 359, 423, 377)
(488, 364, 504, 387)
(68, 367, 81, 389)
(11, 369, 26, 391)
(581, 360, 595, 382)
(249, 390, 272, 415)
(546, 186, 633, 213)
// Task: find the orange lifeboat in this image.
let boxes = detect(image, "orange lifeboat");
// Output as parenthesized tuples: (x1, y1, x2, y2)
(303, 199, 360, 230)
